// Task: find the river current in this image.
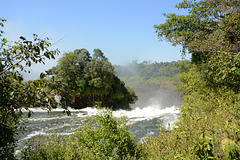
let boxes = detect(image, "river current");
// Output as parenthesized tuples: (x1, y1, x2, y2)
(16, 104, 180, 156)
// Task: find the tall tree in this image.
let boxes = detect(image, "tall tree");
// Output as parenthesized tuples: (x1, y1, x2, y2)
(155, 0, 240, 91)
(0, 18, 59, 159)
(154, 0, 240, 58)
(52, 48, 91, 94)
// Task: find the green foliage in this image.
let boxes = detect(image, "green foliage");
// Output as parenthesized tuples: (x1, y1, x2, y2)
(155, 0, 240, 55)
(194, 134, 214, 159)
(202, 52, 240, 92)
(115, 60, 186, 80)
(3, 0, 240, 159)
(48, 49, 137, 110)
(0, 18, 58, 159)
(115, 60, 188, 91)
(21, 108, 143, 160)
(222, 138, 240, 159)
(142, 64, 240, 159)
(141, 0, 240, 159)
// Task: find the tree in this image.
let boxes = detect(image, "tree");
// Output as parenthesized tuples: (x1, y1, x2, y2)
(84, 49, 115, 100)
(155, 0, 240, 91)
(0, 18, 59, 159)
(48, 48, 137, 109)
(154, 0, 240, 58)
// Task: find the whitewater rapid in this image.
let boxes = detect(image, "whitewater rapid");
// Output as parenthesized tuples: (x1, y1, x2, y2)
(19, 105, 179, 140)
(79, 105, 179, 125)
(15, 105, 180, 156)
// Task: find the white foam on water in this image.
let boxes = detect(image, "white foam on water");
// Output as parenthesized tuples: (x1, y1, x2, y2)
(77, 107, 99, 117)
(19, 131, 47, 141)
(50, 123, 74, 130)
(21, 107, 80, 113)
(113, 105, 179, 122)
(19, 129, 76, 142)
(51, 107, 80, 112)
(27, 116, 69, 122)
(16, 104, 180, 156)
(76, 105, 179, 126)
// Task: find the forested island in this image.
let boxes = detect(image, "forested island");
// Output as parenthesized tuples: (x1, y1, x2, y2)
(1, 0, 240, 159)
(46, 48, 137, 110)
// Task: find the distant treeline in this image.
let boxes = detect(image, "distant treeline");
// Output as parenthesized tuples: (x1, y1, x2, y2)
(114, 60, 189, 90)
(115, 60, 188, 79)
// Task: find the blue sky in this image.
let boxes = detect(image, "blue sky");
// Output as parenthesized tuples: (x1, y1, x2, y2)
(1, 0, 189, 79)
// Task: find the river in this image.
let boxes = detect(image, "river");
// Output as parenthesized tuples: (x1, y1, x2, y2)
(15, 104, 180, 156)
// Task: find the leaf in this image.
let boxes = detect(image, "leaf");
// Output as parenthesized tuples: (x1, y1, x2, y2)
(40, 72, 46, 79)
(19, 36, 26, 40)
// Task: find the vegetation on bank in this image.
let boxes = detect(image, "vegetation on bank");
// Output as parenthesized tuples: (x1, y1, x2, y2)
(143, 0, 240, 159)
(1, 0, 240, 159)
(0, 18, 60, 159)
